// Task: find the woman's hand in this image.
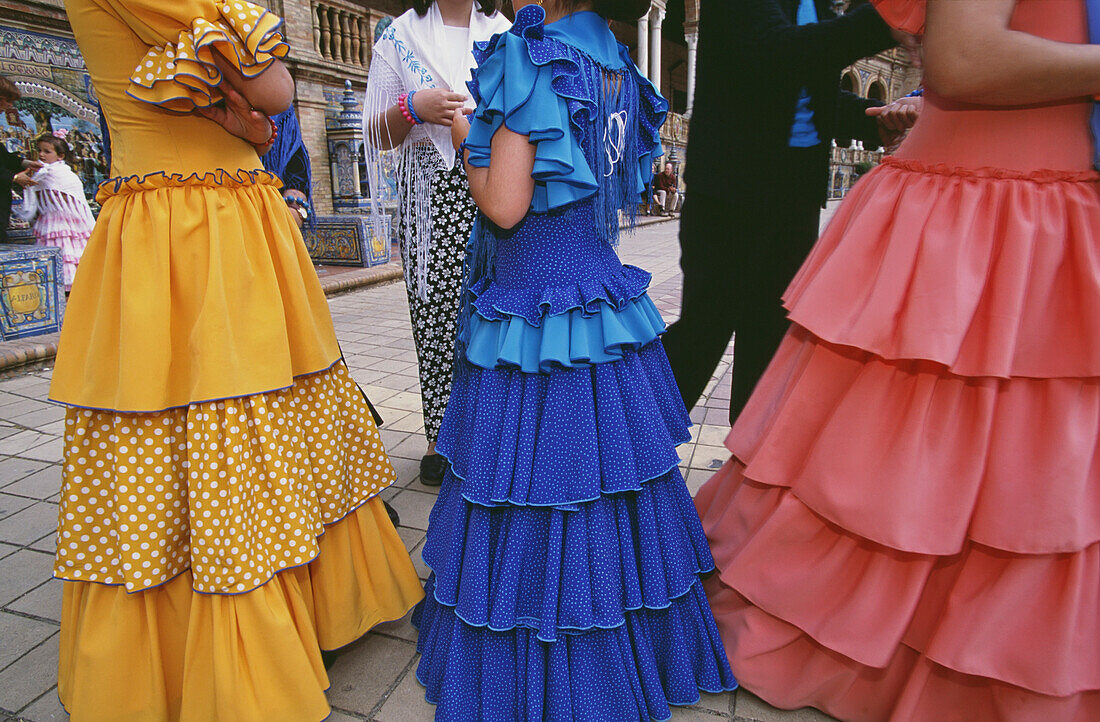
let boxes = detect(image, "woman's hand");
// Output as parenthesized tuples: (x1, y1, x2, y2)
(196, 85, 273, 146)
(867, 95, 922, 151)
(411, 89, 469, 126)
(450, 107, 471, 152)
(13, 169, 36, 188)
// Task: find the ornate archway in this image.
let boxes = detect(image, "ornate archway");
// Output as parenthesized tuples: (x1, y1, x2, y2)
(841, 71, 860, 96)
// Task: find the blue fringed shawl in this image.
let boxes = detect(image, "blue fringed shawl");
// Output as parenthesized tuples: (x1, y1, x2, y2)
(262, 108, 313, 218)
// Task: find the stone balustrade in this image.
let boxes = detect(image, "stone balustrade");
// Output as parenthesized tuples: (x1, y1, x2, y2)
(312, 0, 369, 67)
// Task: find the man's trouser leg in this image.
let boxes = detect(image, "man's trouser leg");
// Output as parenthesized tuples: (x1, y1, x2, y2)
(663, 192, 738, 412)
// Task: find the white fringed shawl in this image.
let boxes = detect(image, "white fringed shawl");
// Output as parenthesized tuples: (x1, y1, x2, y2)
(363, 3, 510, 299)
(15, 160, 94, 227)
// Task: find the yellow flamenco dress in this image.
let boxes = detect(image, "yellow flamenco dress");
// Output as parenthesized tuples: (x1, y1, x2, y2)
(51, 1, 424, 719)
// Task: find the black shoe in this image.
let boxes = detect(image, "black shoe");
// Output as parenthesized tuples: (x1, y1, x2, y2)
(321, 648, 341, 670)
(420, 453, 449, 487)
(383, 499, 400, 527)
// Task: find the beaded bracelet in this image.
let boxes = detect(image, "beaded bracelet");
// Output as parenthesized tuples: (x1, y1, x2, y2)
(398, 92, 424, 126)
(258, 116, 278, 148)
(406, 90, 424, 125)
(398, 93, 414, 125)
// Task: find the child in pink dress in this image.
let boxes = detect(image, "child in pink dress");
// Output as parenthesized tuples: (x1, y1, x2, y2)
(15, 131, 94, 290)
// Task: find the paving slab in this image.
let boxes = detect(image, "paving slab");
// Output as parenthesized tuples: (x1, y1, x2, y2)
(325, 634, 418, 717)
(377, 667, 438, 722)
(0, 503, 60, 546)
(0, 459, 53, 489)
(2, 466, 62, 501)
(0, 633, 59, 712)
(0, 550, 55, 607)
(0, 611, 56, 671)
(0, 493, 35, 521)
(735, 691, 836, 722)
(12, 688, 67, 722)
(6, 579, 63, 624)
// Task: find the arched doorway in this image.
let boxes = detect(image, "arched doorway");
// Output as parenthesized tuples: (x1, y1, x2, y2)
(841, 71, 859, 95)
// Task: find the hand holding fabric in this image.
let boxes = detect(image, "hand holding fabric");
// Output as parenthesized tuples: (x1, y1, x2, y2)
(196, 85, 273, 147)
(412, 88, 469, 126)
(13, 169, 36, 188)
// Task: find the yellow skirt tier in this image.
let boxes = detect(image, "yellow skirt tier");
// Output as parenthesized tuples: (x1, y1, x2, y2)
(49, 171, 340, 413)
(55, 363, 424, 720)
(58, 500, 423, 722)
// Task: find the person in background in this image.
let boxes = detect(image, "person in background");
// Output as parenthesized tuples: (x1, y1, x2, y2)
(661, 0, 921, 426)
(13, 131, 95, 290)
(363, 0, 511, 487)
(653, 160, 680, 215)
(0, 75, 43, 242)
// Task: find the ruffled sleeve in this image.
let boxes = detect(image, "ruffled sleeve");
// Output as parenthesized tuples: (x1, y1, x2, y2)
(464, 9, 597, 212)
(106, 0, 288, 112)
(870, 0, 925, 35)
(464, 4, 668, 214)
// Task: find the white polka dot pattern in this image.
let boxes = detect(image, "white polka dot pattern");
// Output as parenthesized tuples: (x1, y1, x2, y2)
(54, 363, 396, 594)
(128, 0, 288, 113)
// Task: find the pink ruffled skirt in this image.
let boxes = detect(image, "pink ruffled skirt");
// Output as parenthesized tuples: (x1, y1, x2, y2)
(35, 212, 91, 289)
(696, 156, 1100, 721)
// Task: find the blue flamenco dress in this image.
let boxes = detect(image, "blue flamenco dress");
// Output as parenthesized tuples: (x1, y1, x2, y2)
(411, 7, 737, 719)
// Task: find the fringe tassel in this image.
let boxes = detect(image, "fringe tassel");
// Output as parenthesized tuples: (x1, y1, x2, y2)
(589, 64, 641, 248)
(363, 52, 442, 302)
(453, 215, 498, 379)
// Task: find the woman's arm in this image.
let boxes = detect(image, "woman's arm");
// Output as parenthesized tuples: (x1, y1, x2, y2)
(367, 106, 415, 151)
(923, 0, 1100, 104)
(452, 110, 535, 230)
(366, 89, 469, 151)
(212, 51, 293, 116)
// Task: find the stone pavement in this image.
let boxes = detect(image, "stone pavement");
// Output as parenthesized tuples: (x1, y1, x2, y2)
(0, 219, 837, 722)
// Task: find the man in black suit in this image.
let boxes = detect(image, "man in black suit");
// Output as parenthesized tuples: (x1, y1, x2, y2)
(662, 0, 918, 425)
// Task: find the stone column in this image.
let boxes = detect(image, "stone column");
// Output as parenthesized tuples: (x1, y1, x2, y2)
(649, 5, 665, 93)
(685, 31, 698, 114)
(636, 10, 650, 78)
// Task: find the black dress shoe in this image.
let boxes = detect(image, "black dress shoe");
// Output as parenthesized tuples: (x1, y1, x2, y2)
(321, 648, 341, 670)
(420, 453, 449, 487)
(383, 499, 400, 527)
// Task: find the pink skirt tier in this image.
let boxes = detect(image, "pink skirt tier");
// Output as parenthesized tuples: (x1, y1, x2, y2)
(696, 156, 1100, 721)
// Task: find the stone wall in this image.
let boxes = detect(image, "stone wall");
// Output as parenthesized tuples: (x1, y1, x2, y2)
(0, 0, 696, 220)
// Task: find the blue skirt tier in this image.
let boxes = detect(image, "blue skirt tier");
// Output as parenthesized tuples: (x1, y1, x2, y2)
(414, 319, 736, 719)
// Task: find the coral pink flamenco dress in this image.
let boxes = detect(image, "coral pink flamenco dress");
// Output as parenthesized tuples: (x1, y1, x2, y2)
(694, 0, 1100, 719)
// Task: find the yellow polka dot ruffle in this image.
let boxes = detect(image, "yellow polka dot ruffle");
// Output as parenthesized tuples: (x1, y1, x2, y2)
(54, 362, 398, 594)
(129, 0, 288, 113)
